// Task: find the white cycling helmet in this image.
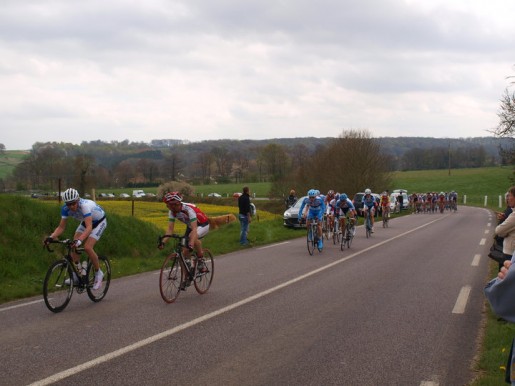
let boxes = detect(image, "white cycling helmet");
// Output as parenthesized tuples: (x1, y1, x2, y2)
(365, 188, 371, 195)
(63, 188, 80, 203)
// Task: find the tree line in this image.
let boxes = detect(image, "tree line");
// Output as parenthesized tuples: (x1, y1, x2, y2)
(0, 132, 510, 196)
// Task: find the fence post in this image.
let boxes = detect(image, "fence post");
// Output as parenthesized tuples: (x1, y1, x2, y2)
(463, 194, 467, 205)
(499, 195, 502, 208)
(484, 196, 488, 207)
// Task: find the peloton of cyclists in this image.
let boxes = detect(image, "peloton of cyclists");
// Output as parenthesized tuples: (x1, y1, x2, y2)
(298, 189, 326, 250)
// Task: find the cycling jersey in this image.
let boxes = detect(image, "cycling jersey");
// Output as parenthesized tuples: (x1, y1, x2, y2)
(380, 195, 389, 207)
(168, 203, 209, 228)
(363, 194, 377, 209)
(336, 197, 355, 215)
(298, 196, 326, 221)
(61, 198, 106, 227)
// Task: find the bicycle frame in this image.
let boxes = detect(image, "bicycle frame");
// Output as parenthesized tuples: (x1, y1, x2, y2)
(43, 239, 111, 313)
(158, 234, 214, 303)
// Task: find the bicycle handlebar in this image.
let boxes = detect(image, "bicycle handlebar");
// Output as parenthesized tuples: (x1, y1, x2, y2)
(157, 234, 193, 250)
(43, 238, 78, 253)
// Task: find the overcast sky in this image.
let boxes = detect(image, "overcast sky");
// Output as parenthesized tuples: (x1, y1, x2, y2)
(1, 0, 514, 150)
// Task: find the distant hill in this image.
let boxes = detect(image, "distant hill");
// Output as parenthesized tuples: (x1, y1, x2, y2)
(1, 137, 512, 181)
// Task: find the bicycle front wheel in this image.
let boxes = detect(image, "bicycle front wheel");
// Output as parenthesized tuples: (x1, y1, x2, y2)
(87, 256, 111, 302)
(307, 226, 315, 255)
(194, 249, 214, 294)
(159, 253, 183, 303)
(43, 259, 74, 313)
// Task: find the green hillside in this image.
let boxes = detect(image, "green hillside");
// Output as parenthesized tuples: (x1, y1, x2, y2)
(0, 151, 28, 179)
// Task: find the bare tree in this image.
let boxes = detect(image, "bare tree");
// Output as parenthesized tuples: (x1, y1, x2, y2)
(291, 130, 392, 197)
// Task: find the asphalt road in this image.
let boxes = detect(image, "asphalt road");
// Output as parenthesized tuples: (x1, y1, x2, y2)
(0, 206, 494, 385)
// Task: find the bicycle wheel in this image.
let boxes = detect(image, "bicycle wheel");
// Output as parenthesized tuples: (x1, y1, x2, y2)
(43, 259, 74, 313)
(307, 225, 315, 255)
(194, 249, 214, 294)
(346, 225, 354, 248)
(86, 256, 111, 302)
(322, 217, 330, 240)
(365, 215, 371, 238)
(333, 221, 340, 245)
(159, 253, 183, 303)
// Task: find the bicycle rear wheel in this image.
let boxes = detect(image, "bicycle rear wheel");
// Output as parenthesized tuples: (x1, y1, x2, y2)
(87, 256, 111, 302)
(159, 253, 183, 303)
(43, 259, 74, 313)
(194, 249, 214, 294)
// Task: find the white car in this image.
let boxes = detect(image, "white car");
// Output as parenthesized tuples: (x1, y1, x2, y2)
(119, 193, 130, 198)
(208, 192, 222, 198)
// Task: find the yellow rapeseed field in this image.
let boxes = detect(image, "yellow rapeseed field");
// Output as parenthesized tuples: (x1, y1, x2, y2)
(43, 200, 277, 233)
(101, 201, 243, 232)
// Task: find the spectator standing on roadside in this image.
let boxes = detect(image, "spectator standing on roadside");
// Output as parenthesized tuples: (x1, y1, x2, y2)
(238, 186, 252, 245)
(495, 186, 515, 268)
(285, 189, 297, 208)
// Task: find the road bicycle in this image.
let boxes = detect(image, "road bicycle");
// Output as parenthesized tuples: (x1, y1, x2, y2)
(43, 239, 111, 313)
(332, 215, 341, 245)
(364, 209, 373, 238)
(158, 234, 214, 304)
(382, 206, 389, 228)
(340, 214, 355, 250)
(305, 218, 322, 255)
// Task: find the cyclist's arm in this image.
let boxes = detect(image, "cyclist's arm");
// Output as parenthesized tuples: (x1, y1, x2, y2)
(50, 218, 67, 239)
(298, 201, 306, 219)
(160, 220, 175, 248)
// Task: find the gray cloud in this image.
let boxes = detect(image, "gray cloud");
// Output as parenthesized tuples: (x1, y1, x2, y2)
(0, 0, 514, 149)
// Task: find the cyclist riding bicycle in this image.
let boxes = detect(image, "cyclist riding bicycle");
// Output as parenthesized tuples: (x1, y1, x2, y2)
(362, 188, 377, 232)
(325, 189, 336, 232)
(335, 193, 357, 235)
(380, 191, 390, 218)
(159, 192, 210, 273)
(44, 188, 107, 290)
(298, 189, 326, 250)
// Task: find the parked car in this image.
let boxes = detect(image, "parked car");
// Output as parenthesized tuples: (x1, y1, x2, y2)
(119, 193, 130, 198)
(353, 192, 381, 216)
(283, 196, 307, 228)
(208, 192, 222, 198)
(389, 191, 409, 212)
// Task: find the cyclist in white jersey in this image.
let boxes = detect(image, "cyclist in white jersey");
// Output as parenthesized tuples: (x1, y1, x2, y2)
(45, 188, 107, 290)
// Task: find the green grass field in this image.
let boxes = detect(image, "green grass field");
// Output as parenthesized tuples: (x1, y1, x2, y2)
(0, 151, 28, 179)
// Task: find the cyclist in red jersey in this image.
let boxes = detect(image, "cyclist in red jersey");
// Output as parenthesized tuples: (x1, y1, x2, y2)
(159, 191, 210, 272)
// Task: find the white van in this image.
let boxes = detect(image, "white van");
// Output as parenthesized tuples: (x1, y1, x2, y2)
(132, 189, 146, 198)
(389, 191, 409, 212)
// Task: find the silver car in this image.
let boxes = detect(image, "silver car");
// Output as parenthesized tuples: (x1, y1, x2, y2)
(283, 196, 307, 228)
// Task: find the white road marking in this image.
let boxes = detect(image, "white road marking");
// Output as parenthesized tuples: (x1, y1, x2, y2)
(479, 238, 486, 245)
(484, 229, 490, 234)
(258, 241, 290, 249)
(452, 285, 471, 314)
(29, 215, 454, 385)
(0, 299, 44, 312)
(471, 254, 481, 267)
(420, 381, 439, 386)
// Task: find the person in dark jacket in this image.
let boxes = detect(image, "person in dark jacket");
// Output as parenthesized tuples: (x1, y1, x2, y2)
(238, 186, 252, 245)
